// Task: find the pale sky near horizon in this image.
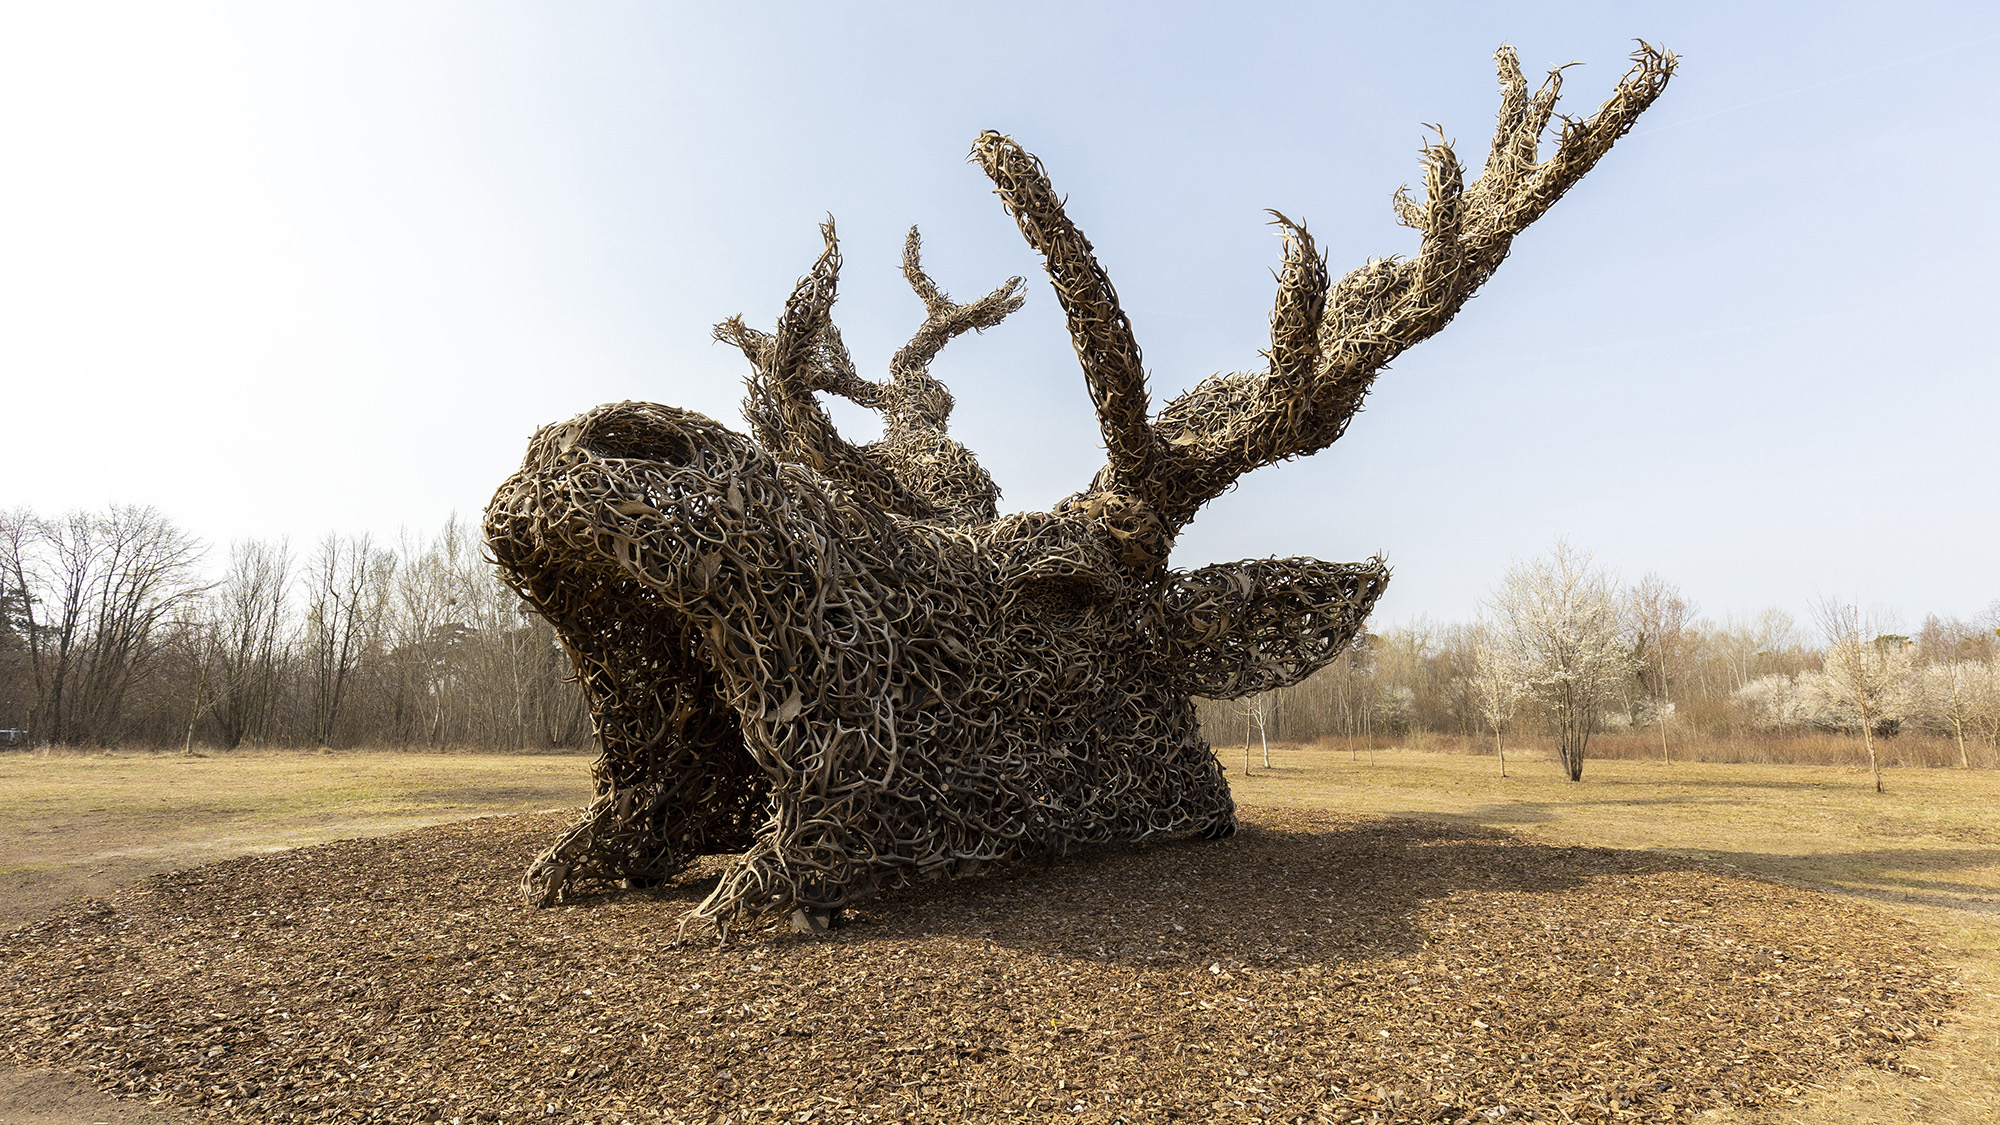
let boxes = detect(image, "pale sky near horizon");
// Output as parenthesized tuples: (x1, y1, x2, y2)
(3, 2, 1995, 633)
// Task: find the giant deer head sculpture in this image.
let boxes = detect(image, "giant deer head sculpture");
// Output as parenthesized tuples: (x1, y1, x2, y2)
(486, 44, 1674, 934)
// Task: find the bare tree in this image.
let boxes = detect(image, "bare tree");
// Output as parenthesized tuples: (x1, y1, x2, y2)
(163, 608, 225, 755)
(1235, 692, 1274, 773)
(1981, 657, 2000, 753)
(1485, 542, 1632, 782)
(3, 509, 92, 744)
(1626, 573, 1695, 761)
(207, 539, 292, 749)
(1915, 612, 1999, 666)
(383, 527, 457, 747)
(2, 507, 204, 746)
(0, 510, 37, 738)
(303, 533, 381, 746)
(1813, 600, 1912, 793)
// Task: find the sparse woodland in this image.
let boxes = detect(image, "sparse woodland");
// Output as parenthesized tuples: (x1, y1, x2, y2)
(0, 505, 588, 752)
(4, 505, 1994, 768)
(1197, 545, 2000, 773)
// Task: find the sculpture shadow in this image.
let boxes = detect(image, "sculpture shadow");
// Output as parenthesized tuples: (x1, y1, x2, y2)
(832, 812, 1690, 973)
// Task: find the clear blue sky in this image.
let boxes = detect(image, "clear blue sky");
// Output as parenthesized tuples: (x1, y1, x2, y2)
(4, 2, 1995, 630)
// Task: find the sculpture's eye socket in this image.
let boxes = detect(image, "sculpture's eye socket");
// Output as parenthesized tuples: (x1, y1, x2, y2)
(1014, 575, 1106, 628)
(580, 413, 700, 468)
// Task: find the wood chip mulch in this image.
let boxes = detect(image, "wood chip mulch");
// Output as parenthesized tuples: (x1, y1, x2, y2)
(0, 806, 1956, 1124)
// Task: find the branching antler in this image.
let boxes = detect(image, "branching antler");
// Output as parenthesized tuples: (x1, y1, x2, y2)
(978, 41, 1676, 531)
(717, 220, 925, 519)
(887, 228, 1024, 435)
(717, 221, 1025, 524)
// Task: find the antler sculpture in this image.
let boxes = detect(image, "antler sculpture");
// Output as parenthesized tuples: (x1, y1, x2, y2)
(485, 43, 1675, 934)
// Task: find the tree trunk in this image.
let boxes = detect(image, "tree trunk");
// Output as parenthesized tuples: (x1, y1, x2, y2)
(1496, 730, 1506, 778)
(1560, 732, 1586, 782)
(1860, 712, 1882, 793)
(182, 658, 207, 757)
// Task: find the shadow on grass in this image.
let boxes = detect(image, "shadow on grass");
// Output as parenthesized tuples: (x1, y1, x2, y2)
(1384, 800, 2000, 916)
(1695, 846, 2000, 916)
(405, 783, 591, 807)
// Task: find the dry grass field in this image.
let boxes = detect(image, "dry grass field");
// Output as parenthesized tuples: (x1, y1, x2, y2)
(0, 748, 596, 930)
(0, 742, 1994, 1124)
(1232, 742, 2000, 1124)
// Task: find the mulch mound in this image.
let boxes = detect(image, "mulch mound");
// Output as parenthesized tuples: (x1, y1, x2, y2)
(0, 807, 1955, 1124)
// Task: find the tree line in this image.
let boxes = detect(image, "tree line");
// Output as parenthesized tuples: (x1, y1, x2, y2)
(7, 509, 1995, 774)
(1, 505, 588, 751)
(1198, 542, 2000, 780)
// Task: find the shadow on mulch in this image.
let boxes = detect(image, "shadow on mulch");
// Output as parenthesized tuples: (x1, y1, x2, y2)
(0, 806, 1958, 1125)
(850, 818, 1655, 970)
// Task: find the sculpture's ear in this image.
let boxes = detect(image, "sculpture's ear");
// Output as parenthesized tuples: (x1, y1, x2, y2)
(1161, 557, 1389, 699)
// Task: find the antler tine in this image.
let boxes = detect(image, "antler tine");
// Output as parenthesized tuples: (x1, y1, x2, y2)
(1262, 211, 1328, 396)
(888, 226, 1026, 400)
(901, 226, 947, 313)
(971, 131, 1159, 496)
(1147, 41, 1674, 530)
(1481, 46, 1532, 185)
(725, 219, 844, 469)
(802, 321, 886, 408)
(770, 220, 841, 386)
(1483, 40, 1674, 230)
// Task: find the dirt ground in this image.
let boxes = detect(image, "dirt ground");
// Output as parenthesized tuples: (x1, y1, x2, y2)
(1, 744, 1995, 1124)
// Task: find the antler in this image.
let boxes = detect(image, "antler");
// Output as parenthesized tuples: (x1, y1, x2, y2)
(717, 220, 926, 518)
(717, 221, 1025, 523)
(886, 228, 1024, 436)
(978, 41, 1676, 531)
(971, 133, 1159, 497)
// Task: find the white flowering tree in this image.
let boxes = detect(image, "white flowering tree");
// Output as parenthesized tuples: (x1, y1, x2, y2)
(1485, 543, 1635, 782)
(1814, 601, 1914, 793)
(1914, 660, 1996, 769)
(1470, 636, 1524, 777)
(1733, 671, 1854, 732)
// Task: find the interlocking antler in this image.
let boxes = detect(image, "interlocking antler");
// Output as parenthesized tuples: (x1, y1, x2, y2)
(717, 221, 1025, 523)
(977, 42, 1676, 531)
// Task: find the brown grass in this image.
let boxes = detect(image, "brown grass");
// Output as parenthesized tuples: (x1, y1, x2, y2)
(0, 747, 595, 928)
(1313, 730, 2000, 770)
